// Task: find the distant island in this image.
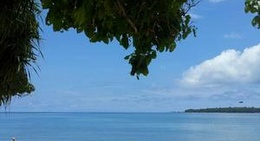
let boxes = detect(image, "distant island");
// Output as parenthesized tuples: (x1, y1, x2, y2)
(185, 107, 260, 113)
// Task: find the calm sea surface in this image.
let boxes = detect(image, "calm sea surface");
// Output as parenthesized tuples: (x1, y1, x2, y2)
(0, 112, 259, 141)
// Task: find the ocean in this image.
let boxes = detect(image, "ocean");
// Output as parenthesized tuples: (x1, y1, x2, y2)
(0, 112, 259, 141)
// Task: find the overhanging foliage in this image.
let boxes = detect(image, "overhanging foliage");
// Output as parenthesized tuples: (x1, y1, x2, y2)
(42, 0, 198, 78)
(0, 0, 40, 105)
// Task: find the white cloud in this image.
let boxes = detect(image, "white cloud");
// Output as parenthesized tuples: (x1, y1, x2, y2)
(224, 33, 242, 39)
(181, 44, 260, 87)
(189, 13, 202, 20)
(208, 0, 227, 3)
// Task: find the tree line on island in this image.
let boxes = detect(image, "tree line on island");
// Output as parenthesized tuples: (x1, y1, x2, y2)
(185, 107, 260, 113)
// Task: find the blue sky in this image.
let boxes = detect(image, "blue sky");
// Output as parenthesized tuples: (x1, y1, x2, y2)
(6, 0, 260, 112)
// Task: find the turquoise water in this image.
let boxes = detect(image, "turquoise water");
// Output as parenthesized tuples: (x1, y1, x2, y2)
(0, 112, 260, 141)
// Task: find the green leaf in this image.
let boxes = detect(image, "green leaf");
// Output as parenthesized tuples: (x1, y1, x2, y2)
(252, 16, 260, 27)
(151, 50, 157, 59)
(90, 33, 99, 42)
(169, 42, 176, 52)
(124, 55, 131, 60)
(103, 37, 109, 44)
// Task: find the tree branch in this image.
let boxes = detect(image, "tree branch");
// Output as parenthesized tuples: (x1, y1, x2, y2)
(116, 0, 138, 33)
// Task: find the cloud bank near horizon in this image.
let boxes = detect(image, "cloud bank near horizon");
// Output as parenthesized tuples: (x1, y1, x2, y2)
(181, 44, 260, 87)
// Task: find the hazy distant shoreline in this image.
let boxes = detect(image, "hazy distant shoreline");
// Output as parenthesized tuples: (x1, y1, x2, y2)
(185, 107, 260, 113)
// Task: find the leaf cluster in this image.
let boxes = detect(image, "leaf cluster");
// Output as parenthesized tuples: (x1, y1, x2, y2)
(245, 0, 260, 28)
(42, 0, 197, 78)
(0, 0, 40, 105)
